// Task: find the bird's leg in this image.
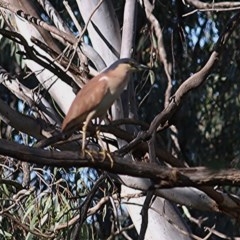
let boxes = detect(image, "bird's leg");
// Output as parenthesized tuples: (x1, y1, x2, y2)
(95, 122, 114, 167)
(82, 114, 94, 157)
(95, 123, 106, 156)
(83, 149, 95, 162)
(81, 122, 87, 157)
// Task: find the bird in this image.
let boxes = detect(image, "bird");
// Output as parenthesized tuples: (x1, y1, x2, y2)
(61, 58, 147, 155)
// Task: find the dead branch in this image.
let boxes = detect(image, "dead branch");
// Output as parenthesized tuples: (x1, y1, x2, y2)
(2, 138, 240, 189)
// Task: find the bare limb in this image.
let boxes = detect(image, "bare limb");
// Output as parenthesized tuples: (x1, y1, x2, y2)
(0, 98, 50, 139)
(2, 139, 240, 189)
(139, 190, 154, 240)
(185, 0, 240, 10)
(142, 0, 172, 107)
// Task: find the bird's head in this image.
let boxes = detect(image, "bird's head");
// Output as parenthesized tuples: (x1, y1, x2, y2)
(105, 58, 148, 75)
(119, 58, 148, 71)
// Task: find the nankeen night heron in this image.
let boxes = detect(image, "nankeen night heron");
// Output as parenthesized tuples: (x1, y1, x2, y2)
(61, 58, 147, 153)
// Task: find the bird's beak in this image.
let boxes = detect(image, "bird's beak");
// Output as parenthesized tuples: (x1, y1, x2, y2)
(137, 64, 150, 71)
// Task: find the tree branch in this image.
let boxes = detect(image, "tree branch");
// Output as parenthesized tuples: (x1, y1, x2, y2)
(2, 139, 240, 189)
(185, 0, 240, 10)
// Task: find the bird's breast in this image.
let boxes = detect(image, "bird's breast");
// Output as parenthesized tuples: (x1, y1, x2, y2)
(95, 73, 130, 117)
(94, 91, 116, 116)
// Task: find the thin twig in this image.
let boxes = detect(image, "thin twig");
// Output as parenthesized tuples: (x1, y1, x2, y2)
(63, 0, 82, 33)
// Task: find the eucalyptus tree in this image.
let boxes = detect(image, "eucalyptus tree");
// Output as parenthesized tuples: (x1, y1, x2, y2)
(0, 0, 240, 239)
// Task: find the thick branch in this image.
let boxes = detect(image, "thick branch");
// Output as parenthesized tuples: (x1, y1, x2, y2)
(1, 139, 240, 188)
(0, 99, 47, 139)
(185, 0, 240, 10)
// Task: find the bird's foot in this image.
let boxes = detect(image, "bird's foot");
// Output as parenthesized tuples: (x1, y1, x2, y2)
(99, 150, 114, 168)
(82, 149, 95, 162)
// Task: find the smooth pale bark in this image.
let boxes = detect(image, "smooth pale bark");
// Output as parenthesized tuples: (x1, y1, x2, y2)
(77, 0, 121, 66)
(119, 176, 216, 211)
(122, 186, 191, 240)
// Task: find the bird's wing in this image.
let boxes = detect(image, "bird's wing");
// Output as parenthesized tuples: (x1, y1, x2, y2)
(62, 75, 109, 132)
